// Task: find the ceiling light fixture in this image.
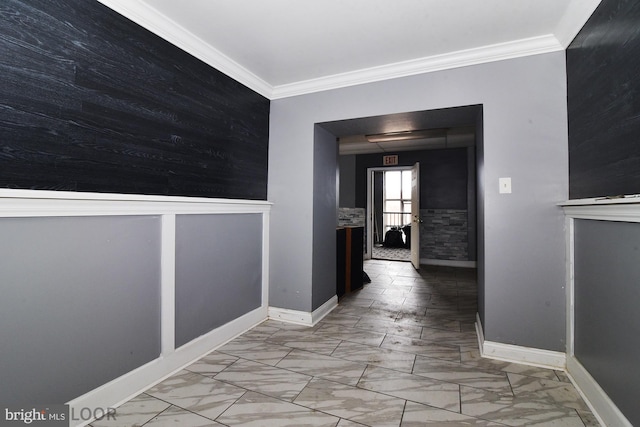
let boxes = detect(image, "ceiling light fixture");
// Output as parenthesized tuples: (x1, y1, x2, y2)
(365, 128, 447, 143)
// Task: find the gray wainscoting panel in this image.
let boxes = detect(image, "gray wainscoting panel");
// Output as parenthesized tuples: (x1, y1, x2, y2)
(0, 215, 162, 404)
(574, 219, 640, 426)
(175, 214, 263, 348)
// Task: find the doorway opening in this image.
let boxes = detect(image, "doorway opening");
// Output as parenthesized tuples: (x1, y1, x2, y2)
(367, 164, 420, 267)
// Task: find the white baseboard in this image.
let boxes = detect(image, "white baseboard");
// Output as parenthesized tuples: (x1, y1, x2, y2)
(475, 313, 566, 370)
(566, 356, 632, 427)
(67, 306, 267, 426)
(268, 295, 338, 327)
(481, 340, 566, 370)
(475, 313, 485, 352)
(311, 296, 338, 325)
(421, 258, 477, 268)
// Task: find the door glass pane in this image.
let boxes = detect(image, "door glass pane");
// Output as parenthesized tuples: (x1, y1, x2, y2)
(385, 171, 401, 199)
(385, 200, 401, 213)
(402, 170, 412, 198)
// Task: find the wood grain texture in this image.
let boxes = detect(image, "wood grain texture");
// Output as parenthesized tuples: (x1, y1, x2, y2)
(0, 0, 269, 199)
(567, 0, 640, 199)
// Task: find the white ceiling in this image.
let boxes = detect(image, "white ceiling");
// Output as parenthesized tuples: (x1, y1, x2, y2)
(99, 0, 601, 99)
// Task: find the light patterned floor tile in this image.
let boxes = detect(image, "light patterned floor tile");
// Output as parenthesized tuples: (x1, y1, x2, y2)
(120, 261, 599, 427)
(395, 312, 461, 332)
(276, 348, 367, 386)
(401, 401, 503, 426)
(314, 323, 387, 346)
(331, 340, 416, 373)
(267, 329, 342, 355)
(234, 323, 281, 341)
(358, 365, 460, 411)
(337, 419, 369, 426)
(214, 359, 311, 401)
(216, 391, 340, 427)
(354, 317, 423, 339)
(460, 385, 586, 426)
(419, 327, 478, 347)
(146, 370, 245, 420)
(320, 313, 362, 327)
(185, 351, 238, 376)
(459, 347, 560, 381)
(412, 355, 512, 395)
(381, 334, 461, 362)
(294, 378, 406, 427)
(507, 373, 590, 412)
(144, 406, 223, 426)
(91, 393, 170, 427)
(217, 340, 292, 366)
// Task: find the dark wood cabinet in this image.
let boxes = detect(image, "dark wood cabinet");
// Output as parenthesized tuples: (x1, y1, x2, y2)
(336, 227, 364, 298)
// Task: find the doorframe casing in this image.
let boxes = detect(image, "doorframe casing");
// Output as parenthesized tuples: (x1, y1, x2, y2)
(365, 165, 415, 260)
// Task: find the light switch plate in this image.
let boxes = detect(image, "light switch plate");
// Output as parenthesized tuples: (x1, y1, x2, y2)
(499, 177, 512, 194)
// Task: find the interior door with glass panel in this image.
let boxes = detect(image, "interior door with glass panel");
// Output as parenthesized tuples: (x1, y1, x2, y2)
(382, 169, 412, 248)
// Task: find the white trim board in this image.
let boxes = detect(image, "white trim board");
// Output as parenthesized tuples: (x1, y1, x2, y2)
(0, 188, 272, 218)
(566, 356, 632, 427)
(481, 341, 566, 370)
(268, 296, 338, 327)
(271, 35, 563, 99)
(561, 203, 640, 223)
(475, 314, 566, 370)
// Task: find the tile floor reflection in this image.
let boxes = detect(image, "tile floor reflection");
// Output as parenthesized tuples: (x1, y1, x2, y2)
(91, 260, 599, 426)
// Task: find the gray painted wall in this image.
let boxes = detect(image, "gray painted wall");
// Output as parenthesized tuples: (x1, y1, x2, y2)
(476, 110, 486, 327)
(269, 52, 568, 351)
(573, 219, 640, 426)
(467, 146, 477, 262)
(175, 214, 263, 347)
(312, 125, 339, 310)
(0, 216, 161, 404)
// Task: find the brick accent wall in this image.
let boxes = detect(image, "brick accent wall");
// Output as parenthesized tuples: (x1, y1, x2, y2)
(420, 209, 468, 260)
(338, 208, 366, 227)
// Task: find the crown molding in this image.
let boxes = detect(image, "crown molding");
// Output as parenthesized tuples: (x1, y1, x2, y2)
(96, 0, 273, 99)
(553, 0, 602, 48)
(270, 35, 564, 99)
(97, 1, 569, 101)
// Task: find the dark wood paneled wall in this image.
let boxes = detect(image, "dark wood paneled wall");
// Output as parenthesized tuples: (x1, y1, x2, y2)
(567, 0, 640, 199)
(0, 0, 269, 199)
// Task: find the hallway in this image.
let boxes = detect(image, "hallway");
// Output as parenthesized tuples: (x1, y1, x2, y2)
(92, 260, 597, 426)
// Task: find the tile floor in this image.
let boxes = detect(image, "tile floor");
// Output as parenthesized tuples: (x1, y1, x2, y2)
(92, 260, 599, 426)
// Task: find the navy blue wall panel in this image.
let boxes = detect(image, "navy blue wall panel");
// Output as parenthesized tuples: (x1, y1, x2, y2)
(0, 0, 269, 199)
(567, 0, 640, 199)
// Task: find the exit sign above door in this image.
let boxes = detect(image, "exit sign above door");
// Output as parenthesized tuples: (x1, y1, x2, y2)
(383, 155, 398, 166)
